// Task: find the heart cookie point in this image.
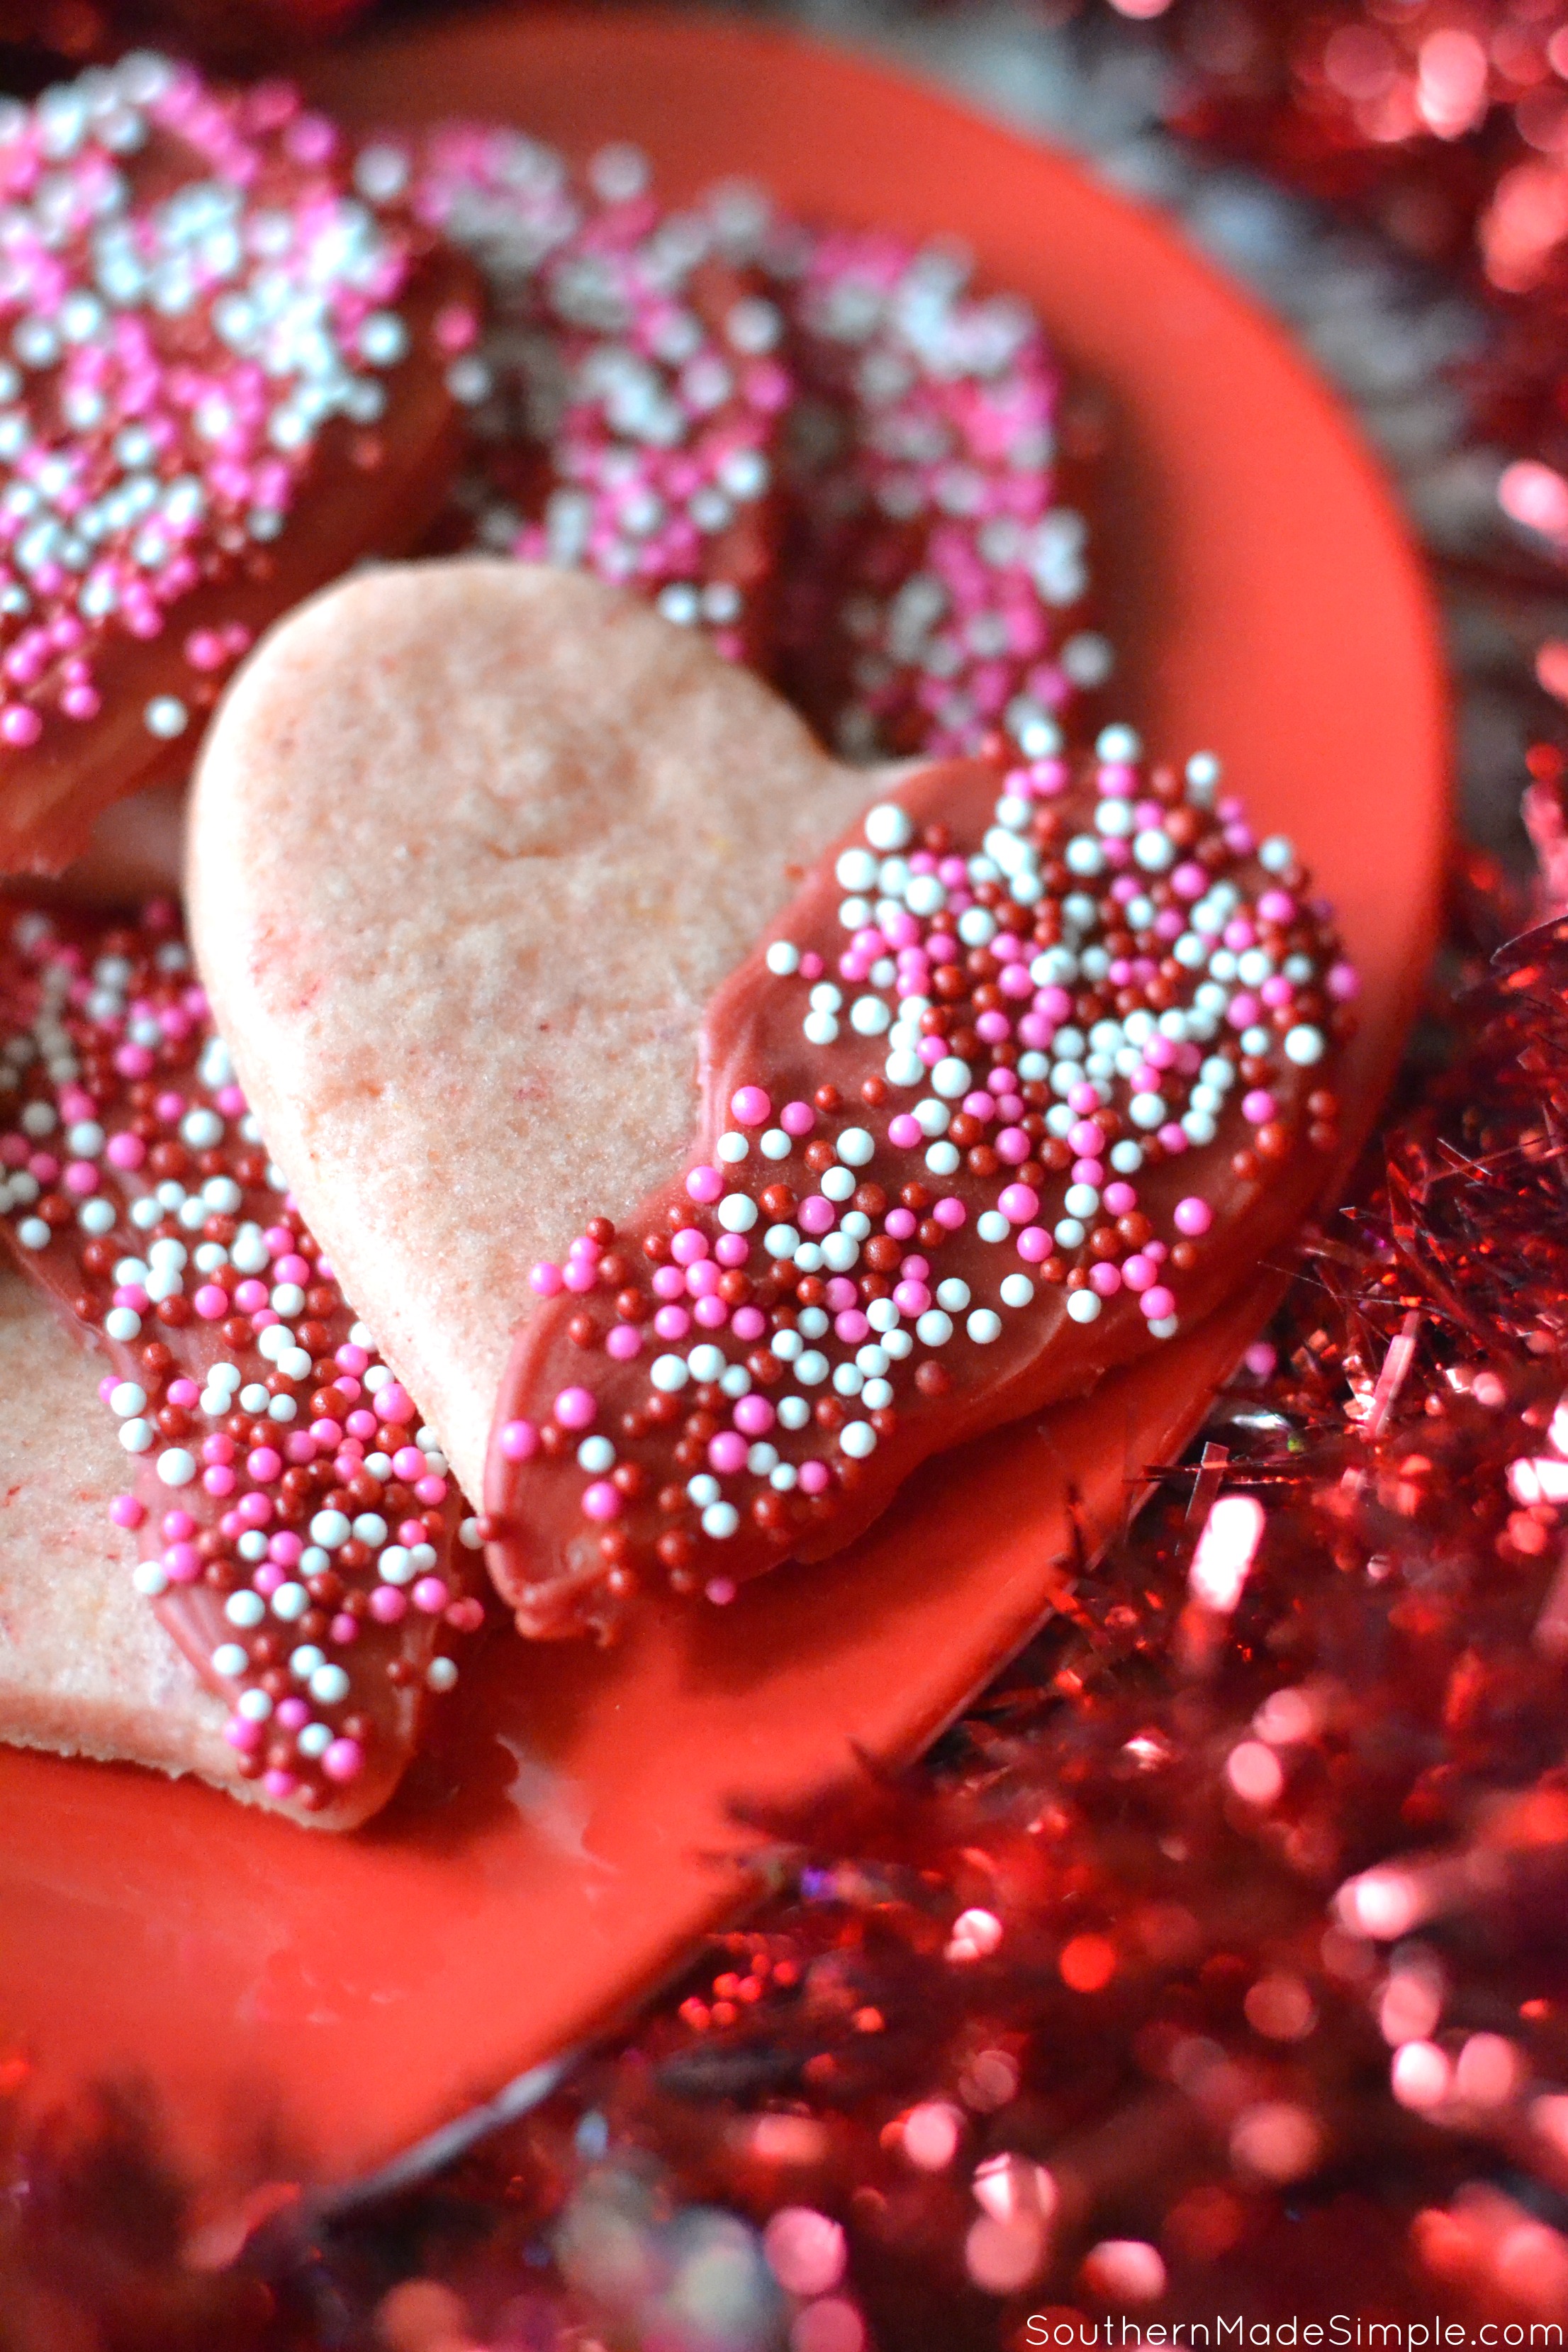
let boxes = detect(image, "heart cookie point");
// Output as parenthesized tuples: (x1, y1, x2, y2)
(189, 559, 878, 1506)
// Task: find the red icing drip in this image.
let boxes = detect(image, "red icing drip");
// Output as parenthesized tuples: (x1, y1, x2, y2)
(486, 744, 1352, 1638)
(0, 903, 482, 1820)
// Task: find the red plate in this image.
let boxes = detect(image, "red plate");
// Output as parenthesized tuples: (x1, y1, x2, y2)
(0, 11, 1445, 2203)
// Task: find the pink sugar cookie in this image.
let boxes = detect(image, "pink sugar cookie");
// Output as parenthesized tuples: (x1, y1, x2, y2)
(189, 560, 872, 1506)
(189, 561, 1350, 1642)
(0, 56, 474, 878)
(0, 1257, 433, 1828)
(0, 902, 481, 1827)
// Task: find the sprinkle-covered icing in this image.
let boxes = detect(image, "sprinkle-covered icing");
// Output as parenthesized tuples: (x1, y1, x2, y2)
(0, 55, 469, 870)
(0, 903, 481, 1815)
(405, 127, 787, 666)
(484, 730, 1353, 1639)
(397, 131, 1092, 734)
(775, 228, 1100, 762)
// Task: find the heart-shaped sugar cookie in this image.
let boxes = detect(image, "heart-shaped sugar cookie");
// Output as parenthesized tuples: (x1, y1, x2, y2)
(0, 55, 471, 878)
(189, 560, 875, 1508)
(191, 560, 1350, 1640)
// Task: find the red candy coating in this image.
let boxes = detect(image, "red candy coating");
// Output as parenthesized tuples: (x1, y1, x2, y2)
(486, 741, 1349, 1638)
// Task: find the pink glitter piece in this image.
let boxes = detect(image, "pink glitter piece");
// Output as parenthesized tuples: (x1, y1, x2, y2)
(1090, 1262, 1122, 1298)
(530, 1261, 565, 1297)
(412, 1576, 450, 1614)
(379, 1383, 415, 1424)
(345, 1409, 377, 1441)
(693, 1295, 728, 1329)
(369, 1586, 407, 1624)
(834, 1310, 870, 1345)
(733, 1394, 775, 1436)
(1017, 1228, 1050, 1264)
(653, 1266, 685, 1299)
(581, 1481, 621, 1521)
(654, 1305, 690, 1340)
(329, 1613, 359, 1646)
(824, 1277, 858, 1313)
(225, 1717, 262, 1754)
(706, 1579, 737, 1606)
(799, 1462, 831, 1496)
(499, 1419, 537, 1463)
(276, 1696, 309, 1733)
(781, 1101, 815, 1136)
(671, 1228, 710, 1266)
(995, 1129, 1031, 1165)
(685, 1163, 724, 1205)
(1174, 1197, 1214, 1237)
(885, 1207, 917, 1241)
(233, 1279, 267, 1314)
(732, 1306, 766, 1343)
(203, 1466, 236, 1498)
(1241, 1090, 1277, 1126)
(709, 1432, 748, 1474)
(415, 1475, 448, 1506)
(731, 1085, 771, 1126)
(887, 1114, 922, 1149)
(194, 1284, 228, 1319)
(109, 1496, 144, 1530)
(998, 1184, 1039, 1225)
(563, 1258, 596, 1293)
(605, 1324, 642, 1360)
(799, 1196, 836, 1236)
(933, 1198, 966, 1230)
(262, 1770, 298, 1801)
(714, 1234, 749, 1267)
(1140, 1285, 1177, 1321)
(1157, 1124, 1188, 1154)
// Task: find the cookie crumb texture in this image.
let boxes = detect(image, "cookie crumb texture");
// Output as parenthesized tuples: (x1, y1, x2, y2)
(0, 904, 482, 1826)
(487, 739, 1353, 1637)
(0, 54, 471, 877)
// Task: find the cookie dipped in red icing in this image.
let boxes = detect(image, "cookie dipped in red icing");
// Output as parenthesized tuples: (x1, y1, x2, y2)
(485, 733, 1352, 1637)
(0, 55, 474, 876)
(406, 126, 790, 668)
(0, 902, 483, 1826)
